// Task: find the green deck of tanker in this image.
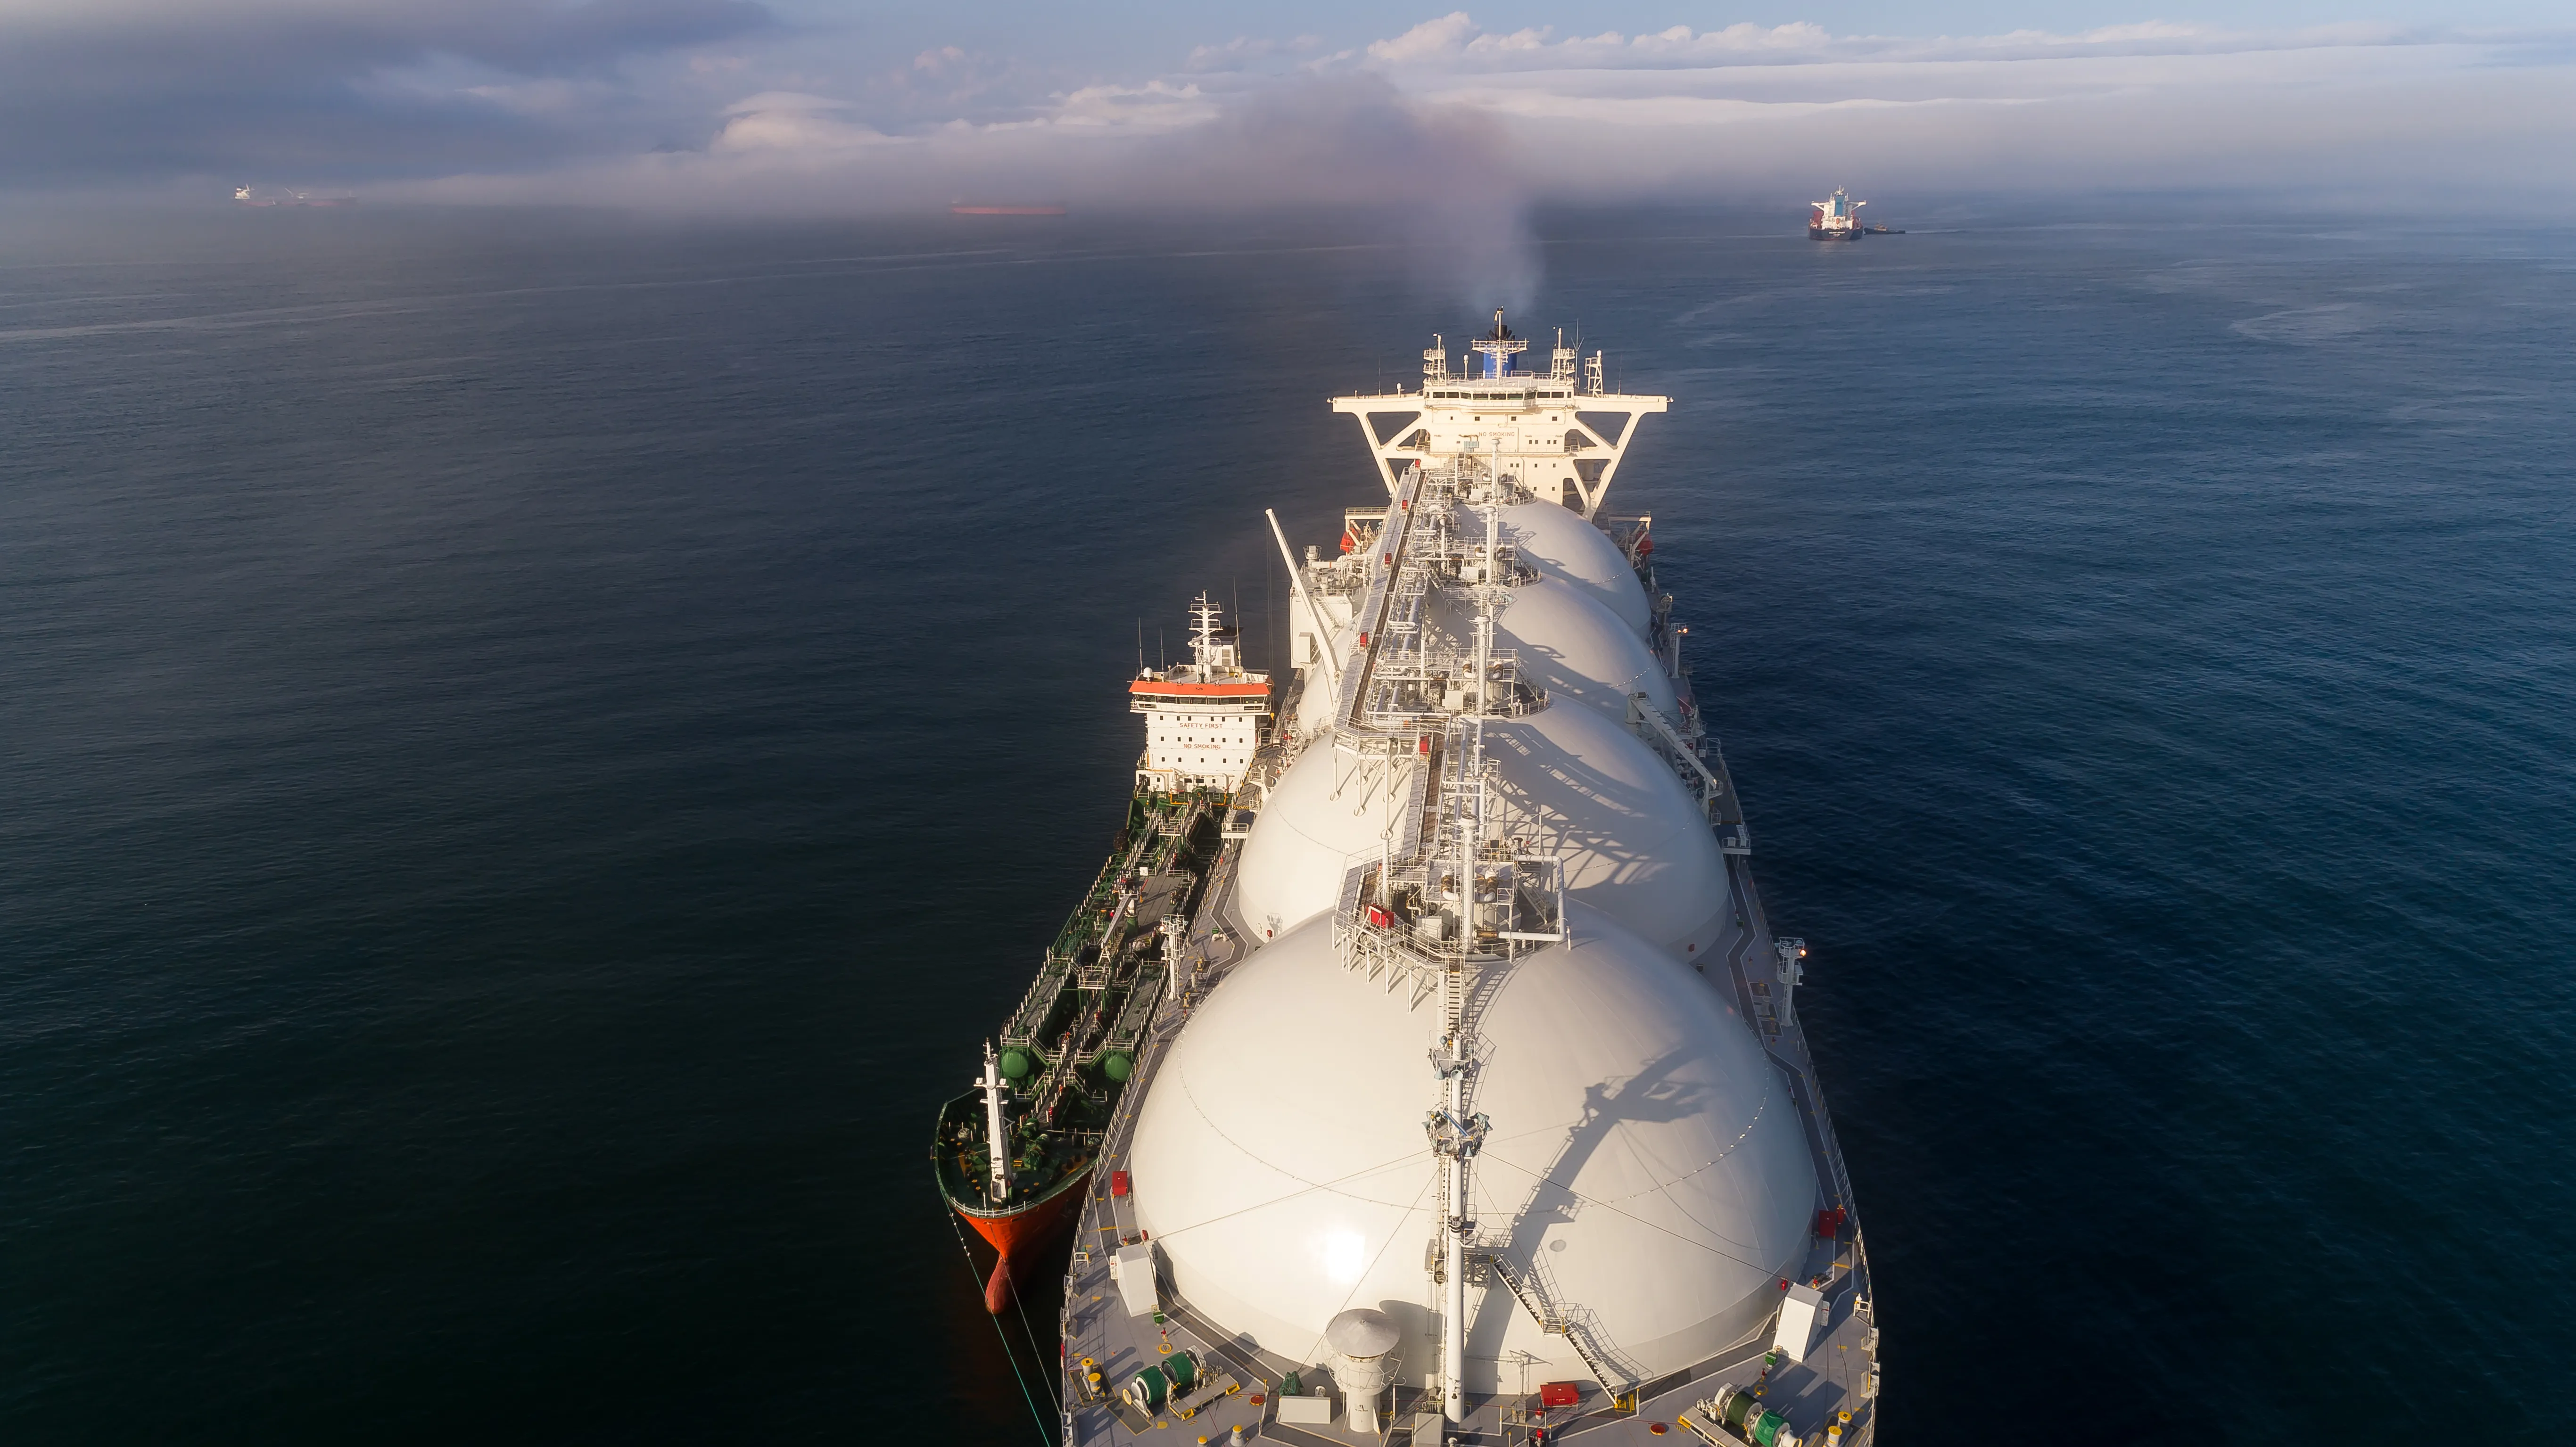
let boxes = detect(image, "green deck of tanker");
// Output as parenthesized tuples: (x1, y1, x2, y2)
(932, 789, 1222, 1217)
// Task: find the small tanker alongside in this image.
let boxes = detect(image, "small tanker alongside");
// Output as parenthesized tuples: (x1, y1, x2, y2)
(931, 599, 1261, 1311)
(944, 314, 1881, 1446)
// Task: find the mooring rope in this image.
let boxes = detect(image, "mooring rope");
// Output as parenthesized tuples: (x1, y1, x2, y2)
(1007, 1246, 1061, 1417)
(943, 1196, 1057, 1447)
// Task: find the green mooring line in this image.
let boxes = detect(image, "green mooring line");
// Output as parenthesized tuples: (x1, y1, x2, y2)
(1008, 1252, 1060, 1418)
(944, 1200, 1057, 1447)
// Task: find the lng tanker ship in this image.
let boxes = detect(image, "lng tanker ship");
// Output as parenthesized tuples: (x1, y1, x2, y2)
(939, 314, 1879, 1447)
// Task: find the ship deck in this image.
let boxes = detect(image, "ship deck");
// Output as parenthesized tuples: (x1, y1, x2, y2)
(1054, 718, 1880, 1447)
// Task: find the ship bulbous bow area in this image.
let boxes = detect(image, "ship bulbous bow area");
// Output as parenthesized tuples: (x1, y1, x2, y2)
(1123, 901, 1816, 1393)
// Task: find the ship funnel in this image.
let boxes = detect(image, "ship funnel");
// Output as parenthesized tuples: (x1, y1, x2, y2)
(1469, 310, 1527, 379)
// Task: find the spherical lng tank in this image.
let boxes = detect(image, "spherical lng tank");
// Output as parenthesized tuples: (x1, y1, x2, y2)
(1498, 501, 1654, 638)
(1428, 573, 1679, 728)
(1235, 703, 1727, 955)
(1124, 902, 1815, 1391)
(1233, 741, 1416, 943)
(1484, 699, 1731, 959)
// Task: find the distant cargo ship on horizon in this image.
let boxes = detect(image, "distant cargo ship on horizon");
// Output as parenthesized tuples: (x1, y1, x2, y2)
(1809, 189, 1865, 240)
(234, 186, 354, 208)
(950, 203, 1067, 216)
(1808, 189, 1902, 239)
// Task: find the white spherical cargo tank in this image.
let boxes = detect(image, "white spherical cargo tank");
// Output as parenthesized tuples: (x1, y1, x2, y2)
(1486, 699, 1732, 959)
(1429, 573, 1679, 728)
(1498, 501, 1654, 638)
(1233, 740, 1414, 944)
(1125, 902, 1815, 1392)
(1234, 703, 1728, 956)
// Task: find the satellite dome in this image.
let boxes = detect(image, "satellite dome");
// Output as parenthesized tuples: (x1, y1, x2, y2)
(1429, 573, 1679, 729)
(1126, 903, 1815, 1391)
(1235, 703, 1724, 956)
(1499, 502, 1654, 638)
(1234, 740, 1415, 943)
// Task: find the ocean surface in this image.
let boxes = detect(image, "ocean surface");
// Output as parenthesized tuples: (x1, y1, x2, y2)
(3, 206, 2571, 1443)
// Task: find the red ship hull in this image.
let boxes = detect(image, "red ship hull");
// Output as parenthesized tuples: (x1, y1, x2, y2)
(951, 1163, 1092, 1312)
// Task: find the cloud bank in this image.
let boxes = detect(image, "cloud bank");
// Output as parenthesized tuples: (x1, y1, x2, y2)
(0, 0, 772, 182)
(6, 3, 2572, 227)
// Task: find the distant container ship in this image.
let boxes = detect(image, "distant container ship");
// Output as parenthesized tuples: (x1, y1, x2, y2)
(950, 204, 1068, 216)
(234, 186, 354, 208)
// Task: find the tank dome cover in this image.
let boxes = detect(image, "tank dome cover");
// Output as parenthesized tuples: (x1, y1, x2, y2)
(1325, 1307, 1401, 1359)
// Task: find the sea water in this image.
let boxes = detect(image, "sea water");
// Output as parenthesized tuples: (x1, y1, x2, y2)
(3, 208, 2570, 1442)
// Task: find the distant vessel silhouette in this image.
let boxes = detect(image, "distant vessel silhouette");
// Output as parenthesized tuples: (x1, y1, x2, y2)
(234, 186, 354, 208)
(1809, 188, 1865, 240)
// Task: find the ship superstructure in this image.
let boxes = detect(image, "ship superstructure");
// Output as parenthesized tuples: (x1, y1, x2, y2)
(1809, 189, 1866, 240)
(1325, 311, 1666, 526)
(1133, 598, 1269, 793)
(942, 316, 1879, 1447)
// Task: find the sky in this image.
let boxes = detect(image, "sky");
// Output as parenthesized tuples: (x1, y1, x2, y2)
(3, 0, 2572, 216)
